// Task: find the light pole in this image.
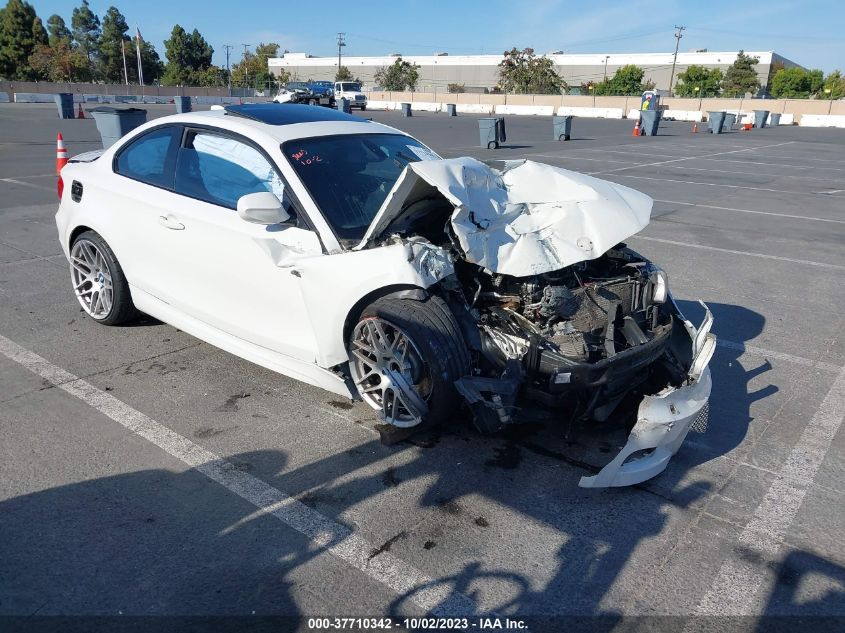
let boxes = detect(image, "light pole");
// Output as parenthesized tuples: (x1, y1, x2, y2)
(589, 83, 595, 106)
(337, 33, 346, 78)
(826, 88, 833, 114)
(694, 85, 701, 109)
(242, 44, 251, 92)
(603, 55, 609, 83)
(223, 44, 233, 95)
(668, 25, 685, 97)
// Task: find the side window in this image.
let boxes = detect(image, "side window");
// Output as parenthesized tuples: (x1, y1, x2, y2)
(115, 126, 179, 188)
(174, 131, 286, 209)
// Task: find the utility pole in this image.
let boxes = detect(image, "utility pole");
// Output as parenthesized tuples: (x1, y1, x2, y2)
(668, 25, 685, 97)
(242, 44, 251, 91)
(337, 32, 346, 78)
(223, 44, 233, 94)
(603, 55, 610, 82)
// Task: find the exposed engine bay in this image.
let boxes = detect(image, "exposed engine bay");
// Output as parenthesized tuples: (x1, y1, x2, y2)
(354, 157, 715, 487)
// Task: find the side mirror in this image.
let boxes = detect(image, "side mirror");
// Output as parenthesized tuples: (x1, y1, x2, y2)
(237, 191, 291, 225)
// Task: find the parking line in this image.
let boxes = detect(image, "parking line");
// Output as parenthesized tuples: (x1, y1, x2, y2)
(0, 177, 55, 191)
(587, 141, 795, 176)
(0, 333, 478, 618)
(695, 157, 845, 173)
(630, 235, 845, 271)
(716, 339, 841, 373)
(614, 173, 843, 197)
(693, 366, 845, 615)
(656, 163, 845, 185)
(654, 199, 845, 225)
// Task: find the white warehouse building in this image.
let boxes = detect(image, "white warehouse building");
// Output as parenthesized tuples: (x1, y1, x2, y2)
(268, 50, 800, 93)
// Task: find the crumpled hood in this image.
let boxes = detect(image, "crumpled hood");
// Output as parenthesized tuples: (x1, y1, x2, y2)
(356, 157, 653, 277)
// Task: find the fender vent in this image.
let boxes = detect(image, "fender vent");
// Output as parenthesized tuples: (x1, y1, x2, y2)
(71, 180, 83, 202)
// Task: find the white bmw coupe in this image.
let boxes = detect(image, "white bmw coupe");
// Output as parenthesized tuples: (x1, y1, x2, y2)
(56, 104, 714, 487)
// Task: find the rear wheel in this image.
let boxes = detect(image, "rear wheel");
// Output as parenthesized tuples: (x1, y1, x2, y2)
(348, 296, 469, 428)
(69, 230, 138, 325)
(360, 105, 367, 111)
(308, 98, 317, 106)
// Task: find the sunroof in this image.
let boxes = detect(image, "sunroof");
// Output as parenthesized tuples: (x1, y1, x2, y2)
(224, 103, 366, 125)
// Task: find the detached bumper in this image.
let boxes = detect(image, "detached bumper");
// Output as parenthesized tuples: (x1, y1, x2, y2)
(579, 368, 711, 487)
(579, 299, 716, 488)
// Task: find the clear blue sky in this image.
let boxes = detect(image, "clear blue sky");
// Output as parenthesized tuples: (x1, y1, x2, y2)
(31, 0, 844, 73)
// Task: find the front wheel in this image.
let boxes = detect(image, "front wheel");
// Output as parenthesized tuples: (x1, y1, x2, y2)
(360, 105, 366, 111)
(69, 230, 138, 325)
(308, 98, 317, 106)
(348, 296, 469, 428)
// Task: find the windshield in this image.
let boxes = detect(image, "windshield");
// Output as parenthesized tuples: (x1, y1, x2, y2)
(283, 134, 439, 241)
(340, 82, 362, 92)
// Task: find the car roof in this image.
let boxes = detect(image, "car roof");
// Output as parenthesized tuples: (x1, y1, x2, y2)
(148, 104, 403, 144)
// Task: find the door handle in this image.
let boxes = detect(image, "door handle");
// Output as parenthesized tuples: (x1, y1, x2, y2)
(158, 215, 185, 230)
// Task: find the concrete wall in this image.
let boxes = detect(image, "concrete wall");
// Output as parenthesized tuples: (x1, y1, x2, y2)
(365, 91, 845, 123)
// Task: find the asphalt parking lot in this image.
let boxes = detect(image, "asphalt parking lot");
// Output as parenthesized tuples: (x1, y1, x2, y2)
(1, 103, 844, 630)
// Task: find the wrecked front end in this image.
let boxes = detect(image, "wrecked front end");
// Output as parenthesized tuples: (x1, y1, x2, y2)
(444, 245, 714, 488)
(359, 157, 715, 488)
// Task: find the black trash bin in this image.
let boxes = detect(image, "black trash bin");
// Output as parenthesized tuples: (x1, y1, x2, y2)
(339, 98, 351, 114)
(769, 113, 781, 126)
(708, 111, 727, 134)
(401, 102, 412, 117)
(754, 110, 770, 128)
(175, 96, 192, 113)
(88, 107, 148, 149)
(639, 110, 661, 136)
(446, 103, 457, 116)
(54, 93, 75, 119)
(552, 115, 573, 141)
(479, 117, 506, 149)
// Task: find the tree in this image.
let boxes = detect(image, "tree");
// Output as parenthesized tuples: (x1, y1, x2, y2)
(99, 6, 130, 83)
(593, 64, 649, 95)
(46, 14, 70, 46)
(29, 37, 89, 81)
(819, 70, 845, 100)
(770, 67, 824, 98)
(447, 83, 465, 93)
(497, 47, 566, 94)
(336, 65, 359, 82)
(230, 42, 277, 88)
(674, 64, 723, 97)
(161, 24, 212, 85)
(374, 57, 420, 91)
(721, 50, 760, 97)
(71, 0, 100, 71)
(0, 0, 43, 79)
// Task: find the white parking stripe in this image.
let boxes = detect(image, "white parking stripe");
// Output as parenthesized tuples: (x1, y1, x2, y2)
(654, 199, 845, 225)
(0, 333, 478, 618)
(587, 141, 795, 176)
(716, 339, 841, 373)
(694, 366, 845, 615)
(631, 236, 845, 271)
(0, 177, 55, 191)
(615, 173, 844, 197)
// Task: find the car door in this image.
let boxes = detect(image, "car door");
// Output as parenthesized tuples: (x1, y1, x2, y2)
(149, 128, 324, 362)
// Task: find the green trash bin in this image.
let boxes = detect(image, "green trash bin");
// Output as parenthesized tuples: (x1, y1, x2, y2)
(446, 103, 457, 116)
(175, 96, 192, 113)
(639, 110, 661, 136)
(553, 115, 573, 141)
(722, 113, 736, 131)
(401, 103, 412, 117)
(708, 111, 726, 134)
(88, 106, 147, 149)
(769, 113, 781, 126)
(754, 110, 770, 128)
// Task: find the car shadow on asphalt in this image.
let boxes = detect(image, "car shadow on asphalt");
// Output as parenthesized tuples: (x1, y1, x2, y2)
(0, 303, 784, 625)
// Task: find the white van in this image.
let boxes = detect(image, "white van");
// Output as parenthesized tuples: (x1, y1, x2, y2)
(334, 82, 368, 110)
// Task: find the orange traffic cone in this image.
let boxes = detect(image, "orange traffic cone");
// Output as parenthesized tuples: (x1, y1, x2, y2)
(77, 103, 85, 119)
(692, 122, 698, 133)
(632, 120, 640, 137)
(56, 133, 68, 175)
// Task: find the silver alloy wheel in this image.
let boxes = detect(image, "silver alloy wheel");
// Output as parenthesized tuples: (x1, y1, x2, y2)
(69, 239, 114, 320)
(349, 317, 433, 427)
